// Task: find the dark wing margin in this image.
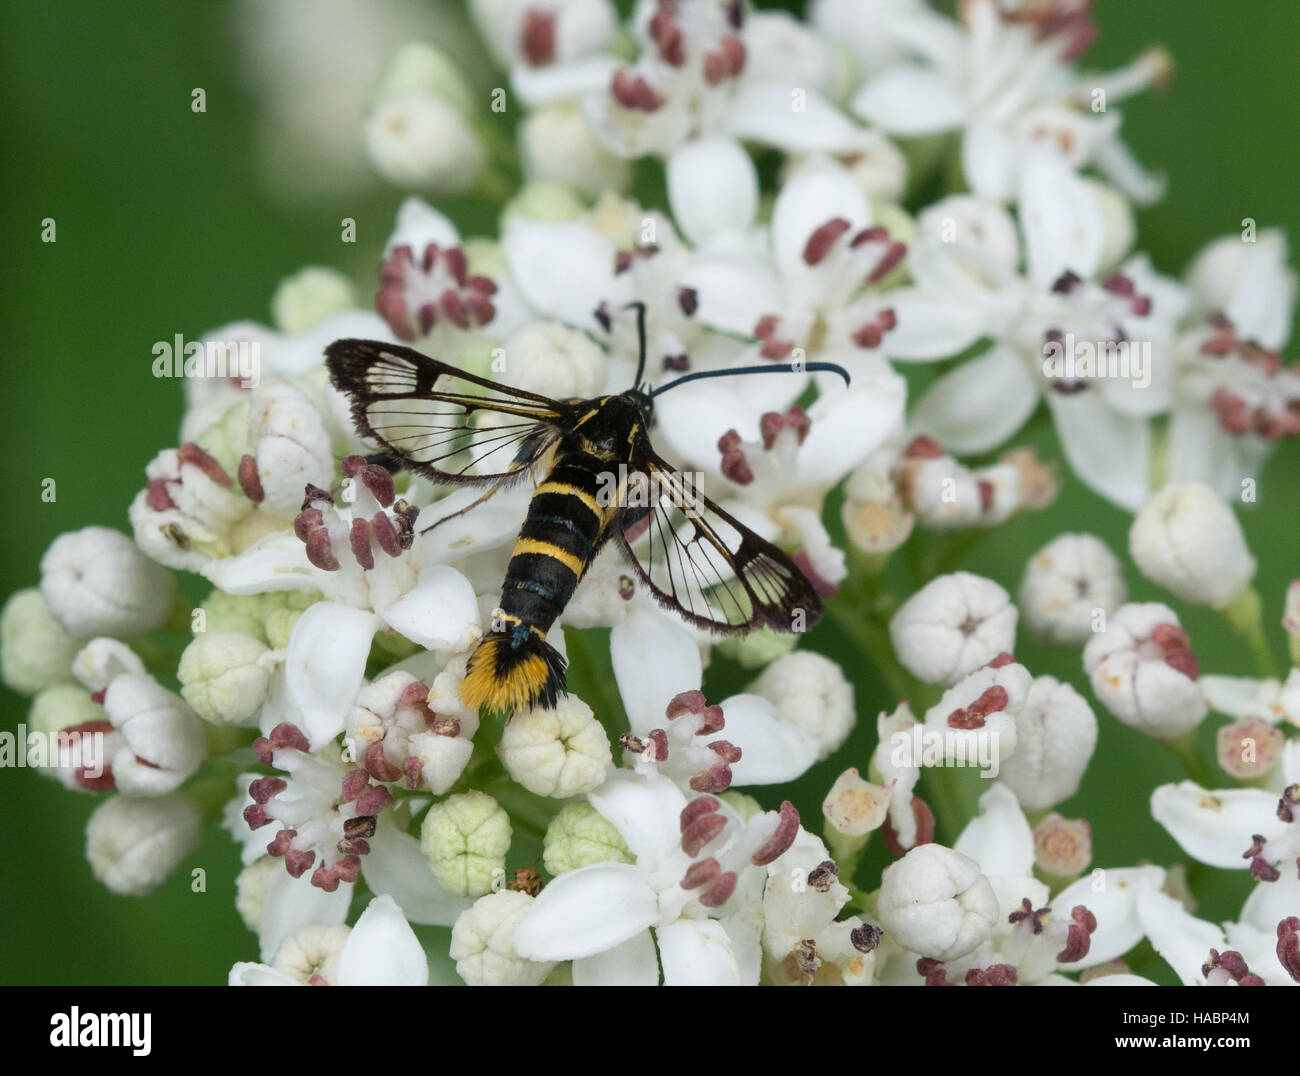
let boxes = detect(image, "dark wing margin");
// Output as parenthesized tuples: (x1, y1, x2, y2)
(326, 338, 569, 485)
(613, 452, 822, 634)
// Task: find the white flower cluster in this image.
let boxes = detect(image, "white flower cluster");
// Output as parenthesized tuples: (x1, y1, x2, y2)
(5, 0, 1299, 989)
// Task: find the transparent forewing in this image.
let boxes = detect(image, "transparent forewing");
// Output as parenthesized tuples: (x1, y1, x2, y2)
(616, 455, 822, 633)
(326, 339, 565, 484)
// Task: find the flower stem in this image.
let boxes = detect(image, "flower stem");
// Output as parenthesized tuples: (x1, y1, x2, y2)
(1221, 586, 1279, 680)
(1164, 730, 1215, 788)
(563, 626, 628, 735)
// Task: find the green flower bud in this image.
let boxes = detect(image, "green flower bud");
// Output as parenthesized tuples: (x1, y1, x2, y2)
(1, 588, 79, 695)
(719, 790, 763, 822)
(261, 590, 318, 650)
(715, 626, 799, 670)
(542, 801, 632, 875)
(195, 398, 255, 478)
(178, 630, 273, 726)
(28, 683, 104, 737)
(271, 267, 357, 334)
(420, 791, 511, 897)
(198, 590, 270, 645)
(501, 181, 586, 227)
(372, 42, 477, 118)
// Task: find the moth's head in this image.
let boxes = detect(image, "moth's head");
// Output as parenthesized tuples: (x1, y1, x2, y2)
(627, 386, 655, 428)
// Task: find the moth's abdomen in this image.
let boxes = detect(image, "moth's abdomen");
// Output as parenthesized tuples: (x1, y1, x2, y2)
(458, 453, 614, 714)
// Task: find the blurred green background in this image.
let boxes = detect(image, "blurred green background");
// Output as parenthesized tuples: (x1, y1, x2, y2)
(2, 0, 1298, 984)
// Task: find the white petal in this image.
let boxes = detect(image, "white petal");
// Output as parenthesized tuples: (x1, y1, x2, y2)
(572, 928, 660, 986)
(667, 137, 758, 248)
(385, 196, 461, 254)
(1054, 864, 1165, 968)
(363, 814, 473, 926)
(717, 693, 820, 785)
(800, 377, 905, 485)
(653, 382, 756, 476)
(1136, 888, 1223, 985)
(678, 256, 783, 336)
(1150, 781, 1286, 868)
(502, 219, 617, 330)
(908, 346, 1039, 454)
(851, 67, 966, 135)
(611, 608, 702, 734)
(954, 784, 1034, 878)
(772, 158, 871, 282)
(201, 532, 316, 594)
(1168, 407, 1271, 502)
(229, 962, 301, 987)
(883, 289, 987, 361)
(512, 863, 660, 961)
(338, 895, 429, 986)
(379, 566, 480, 651)
(588, 770, 688, 867)
(961, 120, 1020, 203)
(657, 919, 743, 985)
(258, 870, 354, 961)
(1239, 873, 1300, 933)
(283, 602, 381, 749)
(511, 56, 618, 106)
(727, 84, 867, 153)
(1047, 391, 1150, 511)
(1019, 156, 1103, 287)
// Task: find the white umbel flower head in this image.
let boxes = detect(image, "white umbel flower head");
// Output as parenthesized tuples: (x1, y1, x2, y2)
(889, 572, 1018, 686)
(876, 844, 1000, 961)
(1083, 603, 1208, 740)
(85, 792, 202, 896)
(1018, 533, 1127, 646)
(997, 676, 1098, 811)
(1129, 483, 1256, 608)
(450, 890, 556, 986)
(499, 695, 612, 798)
(745, 650, 855, 759)
(40, 527, 175, 638)
(177, 630, 274, 727)
(1, 588, 79, 694)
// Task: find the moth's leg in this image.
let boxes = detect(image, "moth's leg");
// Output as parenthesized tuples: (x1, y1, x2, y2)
(420, 480, 510, 533)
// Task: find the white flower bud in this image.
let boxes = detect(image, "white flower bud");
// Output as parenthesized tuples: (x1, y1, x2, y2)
(1, 588, 79, 694)
(450, 890, 556, 986)
(1019, 533, 1127, 646)
(102, 674, 207, 796)
(498, 695, 612, 798)
(71, 637, 147, 694)
(272, 924, 351, 985)
(889, 572, 1018, 687)
(496, 321, 606, 400)
(1083, 179, 1137, 271)
(27, 684, 111, 792)
(922, 659, 1031, 773)
(364, 90, 486, 195)
(234, 856, 280, 932)
(178, 630, 274, 727)
(248, 382, 334, 515)
(746, 650, 855, 758)
(1129, 483, 1256, 608)
(520, 102, 630, 199)
(129, 445, 252, 570)
(997, 676, 1098, 811)
(876, 844, 1000, 961)
(270, 266, 357, 334)
(917, 195, 1021, 275)
(1083, 603, 1208, 740)
(40, 527, 175, 638)
(85, 792, 202, 896)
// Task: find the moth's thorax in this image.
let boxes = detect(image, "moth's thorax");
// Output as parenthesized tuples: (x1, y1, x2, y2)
(566, 391, 651, 461)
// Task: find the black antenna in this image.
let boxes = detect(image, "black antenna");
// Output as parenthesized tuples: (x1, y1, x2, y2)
(625, 301, 648, 388)
(651, 361, 851, 397)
